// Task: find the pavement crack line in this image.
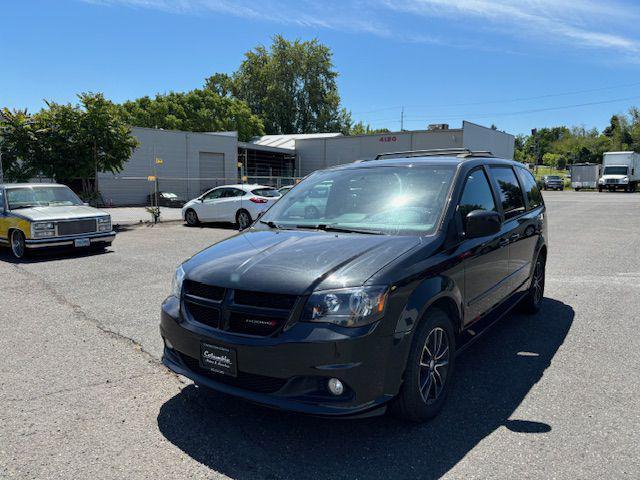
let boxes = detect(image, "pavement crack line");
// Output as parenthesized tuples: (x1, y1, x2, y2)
(9, 263, 163, 367)
(2, 371, 166, 403)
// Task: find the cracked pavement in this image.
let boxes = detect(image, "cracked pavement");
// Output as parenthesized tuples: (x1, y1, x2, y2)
(1, 193, 639, 479)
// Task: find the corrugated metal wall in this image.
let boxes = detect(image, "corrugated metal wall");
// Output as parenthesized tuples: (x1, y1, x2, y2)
(98, 127, 238, 206)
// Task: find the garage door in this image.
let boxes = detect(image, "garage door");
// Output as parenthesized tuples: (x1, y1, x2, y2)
(199, 152, 225, 193)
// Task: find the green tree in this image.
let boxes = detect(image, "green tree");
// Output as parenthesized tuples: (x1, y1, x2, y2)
(119, 88, 264, 141)
(348, 121, 390, 136)
(231, 35, 351, 134)
(1, 93, 138, 193)
(0, 108, 39, 181)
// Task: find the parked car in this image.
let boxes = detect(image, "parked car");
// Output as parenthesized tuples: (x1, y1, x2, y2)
(161, 153, 548, 422)
(147, 192, 186, 207)
(0, 183, 115, 259)
(598, 151, 640, 192)
(181, 184, 281, 229)
(542, 175, 564, 190)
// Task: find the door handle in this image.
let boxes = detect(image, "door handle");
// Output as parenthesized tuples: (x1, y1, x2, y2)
(499, 238, 510, 247)
(509, 233, 520, 241)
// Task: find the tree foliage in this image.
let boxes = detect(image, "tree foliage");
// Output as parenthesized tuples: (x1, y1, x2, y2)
(226, 35, 351, 135)
(119, 88, 264, 141)
(0, 93, 137, 190)
(515, 108, 640, 166)
(348, 121, 391, 135)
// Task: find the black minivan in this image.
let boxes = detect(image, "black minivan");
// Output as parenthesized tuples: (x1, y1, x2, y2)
(160, 151, 547, 421)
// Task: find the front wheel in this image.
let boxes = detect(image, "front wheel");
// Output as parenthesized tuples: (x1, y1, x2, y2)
(10, 230, 27, 259)
(185, 209, 200, 226)
(392, 308, 456, 422)
(520, 253, 546, 314)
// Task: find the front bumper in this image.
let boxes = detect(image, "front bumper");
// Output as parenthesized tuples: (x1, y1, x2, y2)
(160, 296, 411, 417)
(25, 231, 116, 249)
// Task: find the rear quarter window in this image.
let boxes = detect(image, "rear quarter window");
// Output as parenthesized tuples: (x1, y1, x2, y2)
(516, 168, 544, 209)
(251, 188, 280, 198)
(490, 166, 526, 219)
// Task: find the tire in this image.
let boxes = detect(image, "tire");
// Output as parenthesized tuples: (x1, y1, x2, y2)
(236, 210, 252, 230)
(185, 209, 200, 226)
(574, 188, 581, 191)
(520, 253, 546, 314)
(10, 230, 27, 260)
(392, 308, 456, 422)
(598, 187, 603, 192)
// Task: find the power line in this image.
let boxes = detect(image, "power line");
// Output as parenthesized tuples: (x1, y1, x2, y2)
(350, 81, 640, 116)
(399, 95, 640, 122)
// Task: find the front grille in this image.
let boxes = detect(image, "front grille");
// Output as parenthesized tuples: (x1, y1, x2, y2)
(181, 354, 287, 393)
(57, 219, 97, 236)
(233, 289, 297, 310)
(182, 281, 298, 337)
(606, 179, 619, 184)
(184, 280, 225, 301)
(185, 301, 221, 329)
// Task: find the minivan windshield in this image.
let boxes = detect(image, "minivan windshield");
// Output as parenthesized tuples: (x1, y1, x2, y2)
(260, 165, 456, 235)
(6, 186, 83, 210)
(603, 166, 628, 175)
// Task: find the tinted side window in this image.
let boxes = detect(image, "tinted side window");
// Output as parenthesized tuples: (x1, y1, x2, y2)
(203, 189, 223, 200)
(459, 169, 497, 231)
(516, 168, 543, 209)
(490, 167, 526, 219)
(0, 189, 4, 210)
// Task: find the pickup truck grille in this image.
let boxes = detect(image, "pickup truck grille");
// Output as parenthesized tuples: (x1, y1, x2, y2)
(605, 179, 619, 184)
(183, 285, 298, 337)
(57, 219, 97, 236)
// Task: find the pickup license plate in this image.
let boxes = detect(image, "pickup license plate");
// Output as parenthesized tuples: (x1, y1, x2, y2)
(74, 238, 90, 247)
(200, 342, 237, 377)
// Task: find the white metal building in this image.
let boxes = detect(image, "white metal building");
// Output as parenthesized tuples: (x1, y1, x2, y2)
(98, 121, 514, 206)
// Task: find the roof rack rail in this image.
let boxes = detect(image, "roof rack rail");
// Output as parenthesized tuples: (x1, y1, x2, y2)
(373, 148, 494, 160)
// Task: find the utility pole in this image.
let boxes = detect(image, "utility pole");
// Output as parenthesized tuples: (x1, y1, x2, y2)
(400, 106, 404, 131)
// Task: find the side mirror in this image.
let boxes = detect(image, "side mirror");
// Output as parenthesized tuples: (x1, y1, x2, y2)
(465, 210, 501, 239)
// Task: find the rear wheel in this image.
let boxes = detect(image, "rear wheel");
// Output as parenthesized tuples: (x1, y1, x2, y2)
(236, 210, 252, 230)
(521, 253, 546, 314)
(10, 230, 27, 260)
(185, 209, 199, 226)
(392, 308, 456, 422)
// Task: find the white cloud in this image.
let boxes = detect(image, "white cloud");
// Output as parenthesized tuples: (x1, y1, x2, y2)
(379, 0, 640, 54)
(82, 0, 640, 58)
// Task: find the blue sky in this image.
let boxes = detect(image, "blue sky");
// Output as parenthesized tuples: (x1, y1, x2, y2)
(3, 0, 640, 136)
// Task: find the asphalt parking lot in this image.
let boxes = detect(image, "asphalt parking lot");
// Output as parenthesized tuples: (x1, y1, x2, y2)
(1, 191, 639, 479)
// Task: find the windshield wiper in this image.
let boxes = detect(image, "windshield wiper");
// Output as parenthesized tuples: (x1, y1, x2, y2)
(297, 224, 385, 235)
(259, 220, 284, 230)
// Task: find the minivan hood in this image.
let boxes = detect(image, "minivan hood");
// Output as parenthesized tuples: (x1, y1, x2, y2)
(184, 229, 423, 294)
(9, 205, 108, 221)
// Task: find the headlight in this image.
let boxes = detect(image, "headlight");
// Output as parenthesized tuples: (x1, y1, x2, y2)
(97, 216, 112, 232)
(598, 178, 604, 183)
(171, 265, 186, 298)
(301, 286, 388, 328)
(32, 222, 56, 238)
(33, 222, 55, 230)
(621, 177, 629, 183)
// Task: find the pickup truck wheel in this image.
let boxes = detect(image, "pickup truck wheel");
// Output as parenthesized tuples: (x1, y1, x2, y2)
(598, 186, 603, 192)
(392, 308, 456, 422)
(521, 254, 546, 314)
(10, 230, 27, 260)
(185, 209, 200, 226)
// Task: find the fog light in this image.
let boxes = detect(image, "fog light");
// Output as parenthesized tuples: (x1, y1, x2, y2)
(327, 378, 344, 396)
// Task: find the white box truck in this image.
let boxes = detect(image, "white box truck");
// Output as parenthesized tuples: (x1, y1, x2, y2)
(598, 152, 640, 192)
(571, 163, 601, 190)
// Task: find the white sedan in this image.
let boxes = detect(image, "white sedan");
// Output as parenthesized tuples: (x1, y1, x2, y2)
(182, 184, 281, 229)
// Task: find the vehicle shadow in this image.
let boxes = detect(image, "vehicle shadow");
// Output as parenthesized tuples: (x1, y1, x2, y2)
(157, 298, 573, 480)
(0, 247, 112, 264)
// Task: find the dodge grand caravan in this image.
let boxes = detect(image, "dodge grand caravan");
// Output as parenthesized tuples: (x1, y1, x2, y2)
(160, 150, 548, 421)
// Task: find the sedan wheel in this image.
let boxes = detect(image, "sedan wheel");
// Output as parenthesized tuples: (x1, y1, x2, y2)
(10, 230, 27, 259)
(185, 209, 199, 226)
(521, 254, 546, 314)
(237, 210, 252, 230)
